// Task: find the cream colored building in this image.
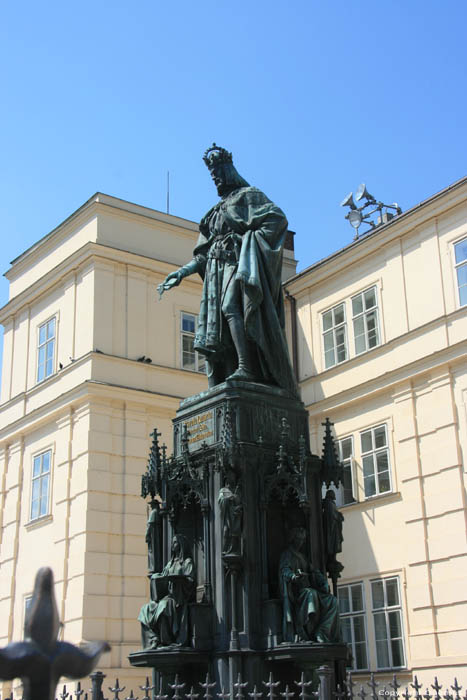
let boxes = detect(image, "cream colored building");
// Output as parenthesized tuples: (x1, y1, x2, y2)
(285, 176, 467, 686)
(0, 179, 466, 694)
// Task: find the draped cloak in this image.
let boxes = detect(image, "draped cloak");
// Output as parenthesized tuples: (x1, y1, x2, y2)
(193, 186, 298, 397)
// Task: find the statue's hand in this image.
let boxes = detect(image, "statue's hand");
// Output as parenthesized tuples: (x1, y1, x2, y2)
(157, 270, 183, 298)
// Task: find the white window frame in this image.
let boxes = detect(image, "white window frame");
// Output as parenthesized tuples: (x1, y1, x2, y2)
(338, 582, 369, 671)
(360, 424, 392, 499)
(351, 286, 380, 355)
(453, 237, 467, 307)
(180, 312, 206, 374)
(322, 302, 348, 369)
(371, 576, 406, 670)
(36, 316, 57, 383)
(336, 436, 356, 506)
(30, 449, 52, 521)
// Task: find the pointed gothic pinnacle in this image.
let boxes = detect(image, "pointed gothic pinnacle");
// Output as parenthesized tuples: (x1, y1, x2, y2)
(0, 568, 110, 700)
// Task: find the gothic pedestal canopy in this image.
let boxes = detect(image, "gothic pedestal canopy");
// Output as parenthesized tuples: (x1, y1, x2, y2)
(129, 381, 347, 690)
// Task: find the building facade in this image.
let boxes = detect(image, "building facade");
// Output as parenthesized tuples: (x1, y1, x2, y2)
(285, 177, 467, 686)
(0, 179, 466, 693)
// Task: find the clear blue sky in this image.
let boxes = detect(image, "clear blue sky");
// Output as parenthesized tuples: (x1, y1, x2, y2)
(0, 0, 466, 355)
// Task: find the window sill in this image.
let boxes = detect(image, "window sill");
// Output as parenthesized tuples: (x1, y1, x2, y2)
(25, 514, 53, 531)
(339, 491, 401, 512)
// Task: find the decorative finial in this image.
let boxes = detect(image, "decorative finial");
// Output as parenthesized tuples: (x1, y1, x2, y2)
(203, 143, 233, 170)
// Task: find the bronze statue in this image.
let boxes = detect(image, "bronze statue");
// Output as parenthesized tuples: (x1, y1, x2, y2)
(322, 489, 344, 593)
(145, 504, 159, 573)
(279, 527, 340, 644)
(218, 470, 243, 555)
(159, 144, 297, 396)
(138, 534, 195, 649)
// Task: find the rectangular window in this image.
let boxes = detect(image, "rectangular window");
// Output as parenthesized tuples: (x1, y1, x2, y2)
(454, 238, 467, 307)
(37, 317, 56, 383)
(336, 436, 355, 506)
(371, 577, 405, 669)
(338, 582, 368, 671)
(322, 303, 348, 369)
(30, 450, 51, 521)
(352, 287, 380, 355)
(181, 312, 206, 374)
(360, 424, 391, 498)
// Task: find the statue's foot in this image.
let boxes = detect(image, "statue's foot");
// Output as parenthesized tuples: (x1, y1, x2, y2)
(226, 367, 255, 382)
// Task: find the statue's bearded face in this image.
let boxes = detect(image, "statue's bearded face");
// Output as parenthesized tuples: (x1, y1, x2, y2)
(210, 163, 230, 196)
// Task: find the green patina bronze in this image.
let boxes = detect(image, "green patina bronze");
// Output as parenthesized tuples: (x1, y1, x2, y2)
(159, 144, 298, 397)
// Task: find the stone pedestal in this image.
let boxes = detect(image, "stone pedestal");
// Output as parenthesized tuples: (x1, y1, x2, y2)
(129, 381, 347, 690)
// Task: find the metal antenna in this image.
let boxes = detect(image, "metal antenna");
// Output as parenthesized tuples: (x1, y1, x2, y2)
(167, 171, 170, 214)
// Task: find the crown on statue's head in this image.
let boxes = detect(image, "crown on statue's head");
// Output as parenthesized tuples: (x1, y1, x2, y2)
(203, 143, 233, 170)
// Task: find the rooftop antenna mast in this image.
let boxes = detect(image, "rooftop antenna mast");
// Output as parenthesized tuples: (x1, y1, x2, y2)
(166, 171, 170, 214)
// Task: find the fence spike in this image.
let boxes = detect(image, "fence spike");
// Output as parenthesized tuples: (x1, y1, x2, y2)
(451, 681, 462, 700)
(295, 672, 313, 700)
(280, 686, 295, 700)
(234, 673, 248, 700)
(443, 692, 453, 700)
(75, 681, 85, 700)
(60, 684, 70, 700)
(334, 684, 346, 700)
(170, 675, 186, 700)
(218, 688, 231, 700)
(249, 686, 263, 700)
(431, 680, 443, 700)
(200, 673, 216, 700)
(125, 691, 138, 700)
(154, 679, 168, 700)
(346, 673, 356, 700)
(109, 679, 126, 700)
(389, 676, 401, 698)
(187, 687, 199, 700)
(263, 672, 280, 700)
(367, 675, 379, 700)
(412, 678, 423, 700)
(357, 685, 368, 700)
(139, 677, 155, 700)
(424, 690, 433, 700)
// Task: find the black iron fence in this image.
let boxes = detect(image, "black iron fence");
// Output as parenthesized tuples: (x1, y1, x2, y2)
(2, 669, 465, 700)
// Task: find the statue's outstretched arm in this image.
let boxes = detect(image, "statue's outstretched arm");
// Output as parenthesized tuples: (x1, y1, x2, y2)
(158, 258, 200, 298)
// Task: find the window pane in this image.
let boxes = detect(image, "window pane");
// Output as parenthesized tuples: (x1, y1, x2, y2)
(46, 359, 53, 377)
(352, 294, 363, 316)
(324, 348, 335, 369)
(351, 585, 364, 612)
(361, 430, 373, 453)
(459, 285, 467, 307)
(196, 352, 206, 373)
(183, 335, 194, 352)
(39, 325, 46, 345)
(47, 318, 55, 339)
(37, 364, 44, 382)
(391, 637, 404, 667)
(338, 587, 350, 614)
(33, 456, 41, 477)
(362, 455, 374, 477)
(374, 425, 387, 448)
(341, 438, 353, 460)
(31, 498, 39, 520)
(32, 479, 40, 502)
(378, 473, 391, 493)
(364, 288, 376, 310)
(46, 341, 54, 359)
(182, 352, 196, 370)
(374, 611, 388, 640)
(388, 610, 402, 638)
(454, 239, 467, 264)
(372, 581, 385, 609)
(355, 333, 366, 354)
(341, 617, 352, 643)
(386, 579, 400, 607)
(343, 465, 355, 504)
(376, 451, 389, 473)
(456, 263, 467, 287)
(38, 346, 45, 366)
(182, 314, 195, 333)
(42, 451, 51, 473)
(323, 310, 333, 331)
(353, 615, 366, 642)
(336, 342, 347, 363)
(376, 639, 390, 669)
(323, 331, 334, 351)
(364, 474, 376, 497)
(333, 304, 345, 326)
(355, 641, 368, 670)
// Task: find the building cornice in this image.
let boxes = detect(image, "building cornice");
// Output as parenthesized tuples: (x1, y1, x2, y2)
(5, 192, 199, 280)
(0, 241, 202, 324)
(285, 176, 467, 297)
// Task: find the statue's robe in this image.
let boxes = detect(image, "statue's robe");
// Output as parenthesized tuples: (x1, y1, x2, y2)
(193, 186, 298, 397)
(279, 546, 340, 643)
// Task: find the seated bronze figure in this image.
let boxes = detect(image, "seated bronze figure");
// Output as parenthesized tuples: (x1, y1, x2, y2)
(279, 527, 340, 644)
(138, 534, 195, 649)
